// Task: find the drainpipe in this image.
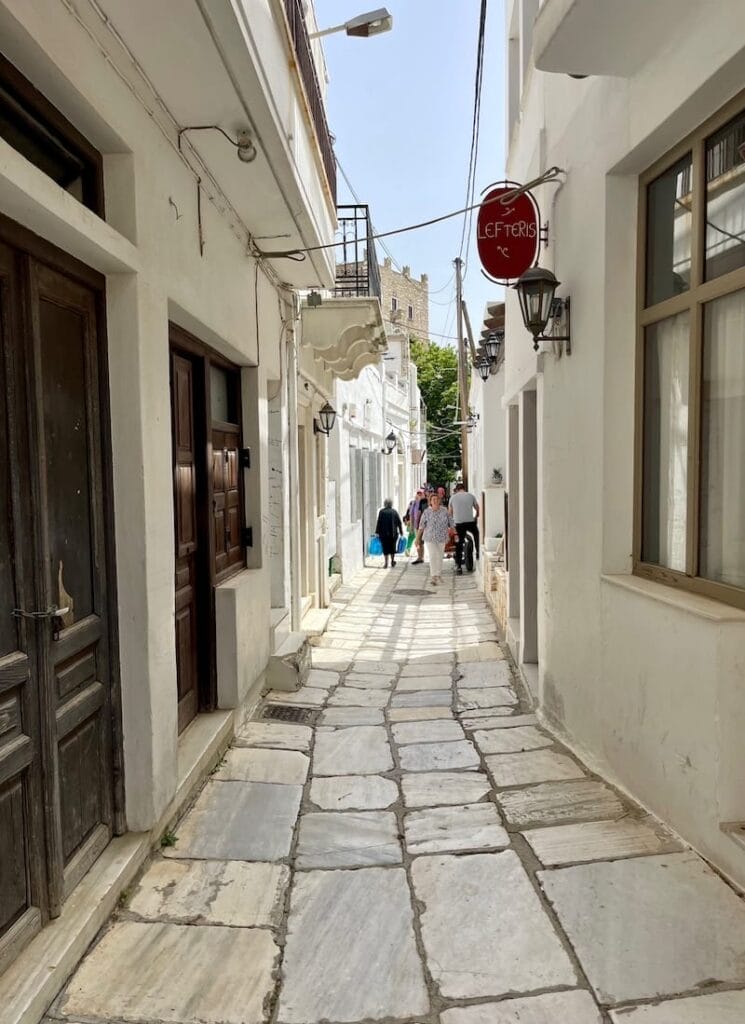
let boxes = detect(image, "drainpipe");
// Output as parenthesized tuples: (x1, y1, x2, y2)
(287, 293, 302, 631)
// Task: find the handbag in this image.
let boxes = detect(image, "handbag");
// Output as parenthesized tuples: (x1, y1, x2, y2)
(396, 535, 407, 555)
(368, 535, 383, 556)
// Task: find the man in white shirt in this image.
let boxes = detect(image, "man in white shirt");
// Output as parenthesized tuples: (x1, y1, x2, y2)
(448, 482, 480, 575)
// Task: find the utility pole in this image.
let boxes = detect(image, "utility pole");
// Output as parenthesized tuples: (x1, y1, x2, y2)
(454, 256, 469, 489)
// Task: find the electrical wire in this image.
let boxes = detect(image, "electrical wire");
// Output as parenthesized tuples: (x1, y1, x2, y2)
(458, 0, 488, 273)
(336, 156, 405, 273)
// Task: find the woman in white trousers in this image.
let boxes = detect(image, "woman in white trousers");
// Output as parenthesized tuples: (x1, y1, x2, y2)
(416, 493, 454, 585)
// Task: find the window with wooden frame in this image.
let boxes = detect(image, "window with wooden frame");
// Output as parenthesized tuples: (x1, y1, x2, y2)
(0, 51, 104, 217)
(635, 92, 745, 609)
(210, 364, 245, 580)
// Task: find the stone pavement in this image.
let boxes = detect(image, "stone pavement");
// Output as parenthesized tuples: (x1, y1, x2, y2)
(48, 565, 745, 1024)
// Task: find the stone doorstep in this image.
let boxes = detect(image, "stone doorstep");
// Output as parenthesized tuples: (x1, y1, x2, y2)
(0, 708, 235, 1024)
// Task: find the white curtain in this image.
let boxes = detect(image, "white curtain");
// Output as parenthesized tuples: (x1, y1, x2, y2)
(700, 288, 745, 587)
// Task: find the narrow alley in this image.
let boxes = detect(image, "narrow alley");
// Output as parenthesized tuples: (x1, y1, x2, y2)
(46, 565, 745, 1024)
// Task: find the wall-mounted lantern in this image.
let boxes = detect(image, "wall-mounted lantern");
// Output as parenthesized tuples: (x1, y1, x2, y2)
(515, 266, 571, 354)
(314, 401, 337, 436)
(476, 360, 491, 382)
(484, 328, 503, 363)
(382, 430, 397, 455)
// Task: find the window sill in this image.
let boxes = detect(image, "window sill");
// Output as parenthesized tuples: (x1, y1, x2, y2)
(601, 573, 745, 623)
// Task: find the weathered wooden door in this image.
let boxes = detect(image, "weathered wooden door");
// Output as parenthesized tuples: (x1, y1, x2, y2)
(170, 352, 200, 733)
(0, 228, 117, 971)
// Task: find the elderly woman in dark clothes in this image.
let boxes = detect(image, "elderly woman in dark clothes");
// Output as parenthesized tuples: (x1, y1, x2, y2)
(375, 498, 404, 569)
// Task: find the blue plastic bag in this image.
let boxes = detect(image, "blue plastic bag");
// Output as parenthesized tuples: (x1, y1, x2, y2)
(396, 535, 407, 555)
(368, 535, 383, 556)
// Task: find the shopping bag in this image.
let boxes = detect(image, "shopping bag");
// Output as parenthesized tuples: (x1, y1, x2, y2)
(368, 535, 383, 556)
(396, 535, 407, 555)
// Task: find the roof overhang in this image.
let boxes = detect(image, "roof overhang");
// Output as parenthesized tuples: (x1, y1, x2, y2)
(301, 297, 386, 381)
(533, 0, 695, 77)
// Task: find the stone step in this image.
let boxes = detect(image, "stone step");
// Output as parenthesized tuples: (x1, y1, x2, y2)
(267, 631, 310, 692)
(301, 607, 332, 638)
(270, 607, 291, 653)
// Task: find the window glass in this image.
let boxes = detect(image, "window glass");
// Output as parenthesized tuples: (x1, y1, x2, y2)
(646, 154, 692, 306)
(699, 289, 745, 587)
(210, 365, 237, 423)
(705, 110, 745, 281)
(408, 305, 414, 320)
(642, 312, 690, 571)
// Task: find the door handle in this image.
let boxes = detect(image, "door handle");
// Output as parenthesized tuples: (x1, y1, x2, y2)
(12, 606, 70, 619)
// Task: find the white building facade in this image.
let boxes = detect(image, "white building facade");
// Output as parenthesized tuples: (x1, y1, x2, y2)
(502, 0, 745, 888)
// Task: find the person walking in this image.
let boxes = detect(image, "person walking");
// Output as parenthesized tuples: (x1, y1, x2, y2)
(448, 482, 480, 575)
(416, 492, 453, 586)
(404, 489, 423, 556)
(375, 498, 404, 569)
(410, 489, 430, 564)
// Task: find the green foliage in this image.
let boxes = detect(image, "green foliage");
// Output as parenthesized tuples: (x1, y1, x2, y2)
(160, 830, 178, 848)
(410, 337, 462, 488)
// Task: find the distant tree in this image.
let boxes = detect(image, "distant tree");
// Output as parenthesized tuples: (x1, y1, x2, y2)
(410, 337, 463, 489)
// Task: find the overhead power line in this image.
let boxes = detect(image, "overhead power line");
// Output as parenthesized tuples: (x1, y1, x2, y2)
(458, 0, 488, 272)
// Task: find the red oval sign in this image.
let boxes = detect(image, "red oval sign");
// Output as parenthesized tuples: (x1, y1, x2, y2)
(476, 185, 539, 283)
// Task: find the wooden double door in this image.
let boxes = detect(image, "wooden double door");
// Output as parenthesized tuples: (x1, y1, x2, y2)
(0, 223, 118, 971)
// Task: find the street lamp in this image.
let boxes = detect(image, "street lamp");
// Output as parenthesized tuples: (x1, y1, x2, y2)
(314, 401, 337, 436)
(515, 266, 571, 354)
(309, 8, 393, 39)
(484, 328, 503, 363)
(382, 430, 397, 455)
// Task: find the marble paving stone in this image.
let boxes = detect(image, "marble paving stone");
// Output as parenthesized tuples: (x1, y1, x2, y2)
(392, 719, 465, 745)
(404, 803, 509, 854)
(278, 867, 428, 1023)
(311, 652, 352, 672)
(402, 771, 492, 808)
(412, 851, 576, 998)
(213, 747, 309, 786)
(61, 921, 277, 1024)
(407, 652, 455, 665)
(306, 669, 339, 689)
(344, 673, 394, 690)
(442, 991, 603, 1024)
(524, 818, 674, 866)
(487, 750, 585, 787)
(540, 852, 745, 1002)
(295, 811, 401, 868)
(457, 662, 513, 687)
(399, 739, 480, 772)
(129, 860, 289, 927)
(234, 721, 312, 752)
(608, 991, 745, 1022)
(388, 706, 454, 722)
(498, 779, 626, 827)
(392, 690, 452, 708)
(266, 687, 327, 707)
(351, 658, 400, 674)
(462, 713, 538, 730)
(313, 726, 393, 776)
(473, 726, 553, 754)
(456, 642, 504, 662)
(310, 775, 398, 810)
(395, 674, 453, 691)
(328, 687, 389, 708)
(163, 780, 301, 861)
(318, 706, 384, 726)
(457, 688, 517, 710)
(400, 662, 443, 677)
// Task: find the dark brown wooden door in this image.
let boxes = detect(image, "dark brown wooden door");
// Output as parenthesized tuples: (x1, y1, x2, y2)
(212, 427, 242, 577)
(171, 353, 200, 733)
(0, 233, 116, 969)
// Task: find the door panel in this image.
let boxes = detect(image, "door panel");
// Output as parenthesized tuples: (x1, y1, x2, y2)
(0, 241, 45, 968)
(212, 428, 242, 576)
(171, 353, 199, 733)
(28, 260, 113, 915)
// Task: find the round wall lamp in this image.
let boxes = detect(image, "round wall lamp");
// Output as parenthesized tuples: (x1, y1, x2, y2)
(314, 402, 337, 436)
(515, 266, 571, 354)
(382, 430, 397, 455)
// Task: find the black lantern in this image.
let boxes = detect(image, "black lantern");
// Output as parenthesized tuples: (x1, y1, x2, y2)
(476, 360, 491, 382)
(484, 328, 503, 363)
(314, 401, 337, 435)
(515, 266, 571, 353)
(382, 430, 397, 455)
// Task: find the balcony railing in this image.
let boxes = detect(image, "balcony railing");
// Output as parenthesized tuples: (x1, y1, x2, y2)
(334, 205, 382, 300)
(283, 0, 337, 202)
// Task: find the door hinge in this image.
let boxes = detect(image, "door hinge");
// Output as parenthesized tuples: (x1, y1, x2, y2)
(242, 526, 253, 548)
(240, 447, 251, 469)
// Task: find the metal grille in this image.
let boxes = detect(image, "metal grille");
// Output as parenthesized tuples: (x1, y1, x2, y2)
(334, 205, 382, 299)
(262, 703, 317, 724)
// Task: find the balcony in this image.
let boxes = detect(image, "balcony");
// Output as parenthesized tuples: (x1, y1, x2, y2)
(334, 205, 382, 300)
(283, 0, 337, 202)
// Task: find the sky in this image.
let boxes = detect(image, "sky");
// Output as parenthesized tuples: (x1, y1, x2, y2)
(317, 0, 507, 346)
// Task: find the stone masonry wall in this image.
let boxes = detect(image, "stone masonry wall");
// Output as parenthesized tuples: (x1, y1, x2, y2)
(379, 258, 430, 341)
